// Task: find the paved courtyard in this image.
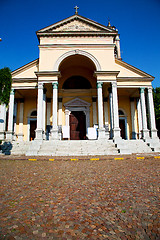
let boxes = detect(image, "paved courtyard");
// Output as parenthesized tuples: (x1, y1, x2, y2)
(0, 157, 160, 239)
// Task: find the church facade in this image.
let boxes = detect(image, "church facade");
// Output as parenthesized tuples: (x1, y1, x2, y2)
(0, 12, 159, 154)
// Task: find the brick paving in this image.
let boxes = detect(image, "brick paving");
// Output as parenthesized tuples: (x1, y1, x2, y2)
(0, 157, 160, 239)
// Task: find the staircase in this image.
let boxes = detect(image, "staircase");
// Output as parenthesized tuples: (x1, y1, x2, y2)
(36, 140, 118, 156)
(117, 140, 153, 154)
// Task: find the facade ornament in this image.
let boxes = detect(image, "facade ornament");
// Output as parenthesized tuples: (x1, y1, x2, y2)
(74, 6, 79, 14)
(52, 82, 58, 89)
(97, 81, 103, 88)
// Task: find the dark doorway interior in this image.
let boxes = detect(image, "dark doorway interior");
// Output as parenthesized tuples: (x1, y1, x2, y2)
(30, 120, 37, 141)
(119, 119, 126, 139)
(70, 111, 86, 140)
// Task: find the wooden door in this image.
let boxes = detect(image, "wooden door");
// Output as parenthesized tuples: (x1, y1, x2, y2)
(70, 111, 86, 140)
(30, 120, 37, 141)
(119, 119, 126, 139)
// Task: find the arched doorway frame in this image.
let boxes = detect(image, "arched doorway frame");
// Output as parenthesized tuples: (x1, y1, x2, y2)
(119, 108, 128, 140)
(27, 109, 37, 141)
(54, 49, 101, 71)
(64, 98, 90, 135)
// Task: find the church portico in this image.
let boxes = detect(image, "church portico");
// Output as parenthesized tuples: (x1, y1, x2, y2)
(1, 10, 159, 155)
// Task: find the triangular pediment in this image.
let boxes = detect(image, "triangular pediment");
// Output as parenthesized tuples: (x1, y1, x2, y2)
(64, 98, 91, 107)
(37, 14, 116, 34)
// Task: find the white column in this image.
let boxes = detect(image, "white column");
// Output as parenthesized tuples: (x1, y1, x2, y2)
(140, 87, 150, 139)
(147, 87, 158, 139)
(43, 89, 46, 140)
(17, 99, 24, 141)
(130, 98, 137, 139)
(51, 82, 59, 140)
(35, 82, 43, 140)
(92, 97, 97, 126)
(109, 88, 113, 139)
(137, 98, 143, 139)
(97, 81, 105, 139)
(0, 104, 6, 140)
(111, 82, 121, 139)
(58, 97, 62, 126)
(104, 97, 109, 139)
(6, 89, 15, 140)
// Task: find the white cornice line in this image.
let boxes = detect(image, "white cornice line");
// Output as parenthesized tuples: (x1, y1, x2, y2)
(13, 86, 37, 90)
(117, 77, 153, 81)
(39, 44, 115, 49)
(54, 49, 101, 71)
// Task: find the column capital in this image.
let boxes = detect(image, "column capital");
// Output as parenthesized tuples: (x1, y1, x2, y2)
(10, 89, 15, 95)
(111, 82, 117, 88)
(97, 81, 103, 88)
(52, 82, 58, 89)
(140, 87, 145, 93)
(38, 82, 43, 89)
(147, 87, 152, 93)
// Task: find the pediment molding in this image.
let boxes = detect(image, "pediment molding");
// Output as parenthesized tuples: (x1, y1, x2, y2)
(37, 14, 117, 38)
(64, 97, 91, 107)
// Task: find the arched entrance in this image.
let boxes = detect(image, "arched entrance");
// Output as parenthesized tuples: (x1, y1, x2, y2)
(119, 109, 127, 139)
(59, 53, 96, 140)
(70, 111, 86, 140)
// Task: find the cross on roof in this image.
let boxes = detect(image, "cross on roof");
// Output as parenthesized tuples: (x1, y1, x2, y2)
(74, 6, 79, 14)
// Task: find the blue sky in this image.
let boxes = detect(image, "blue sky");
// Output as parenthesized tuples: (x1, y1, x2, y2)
(0, 0, 160, 88)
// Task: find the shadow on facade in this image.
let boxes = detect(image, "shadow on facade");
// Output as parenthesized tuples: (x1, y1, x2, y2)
(0, 142, 13, 155)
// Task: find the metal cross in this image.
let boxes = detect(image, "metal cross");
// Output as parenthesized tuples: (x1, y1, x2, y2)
(74, 6, 79, 14)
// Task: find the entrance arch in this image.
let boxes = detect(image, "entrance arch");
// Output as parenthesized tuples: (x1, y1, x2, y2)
(119, 109, 127, 139)
(54, 49, 101, 71)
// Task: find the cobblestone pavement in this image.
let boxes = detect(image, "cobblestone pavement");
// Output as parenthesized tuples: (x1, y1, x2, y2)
(0, 157, 160, 239)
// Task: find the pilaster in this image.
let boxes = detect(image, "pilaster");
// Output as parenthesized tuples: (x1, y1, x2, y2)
(140, 87, 150, 140)
(0, 104, 6, 140)
(6, 89, 15, 141)
(130, 98, 137, 139)
(97, 82, 105, 139)
(50, 82, 59, 140)
(147, 87, 158, 139)
(17, 99, 24, 141)
(35, 82, 43, 140)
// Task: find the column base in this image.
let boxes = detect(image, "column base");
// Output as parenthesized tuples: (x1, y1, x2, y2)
(142, 129, 150, 140)
(17, 133, 24, 141)
(113, 127, 121, 138)
(50, 128, 59, 140)
(0, 131, 5, 141)
(35, 129, 43, 140)
(150, 129, 158, 139)
(98, 128, 106, 139)
(6, 131, 14, 141)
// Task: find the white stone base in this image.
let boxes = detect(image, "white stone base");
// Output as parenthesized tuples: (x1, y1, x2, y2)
(6, 131, 13, 141)
(142, 129, 150, 139)
(98, 128, 105, 139)
(50, 128, 59, 140)
(151, 129, 158, 139)
(17, 133, 24, 141)
(0, 131, 5, 141)
(35, 129, 43, 140)
(113, 127, 121, 138)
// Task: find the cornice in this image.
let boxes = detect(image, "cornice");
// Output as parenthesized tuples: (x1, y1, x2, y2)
(94, 71, 120, 77)
(39, 44, 115, 49)
(37, 32, 117, 38)
(12, 78, 37, 83)
(35, 71, 61, 77)
(117, 77, 153, 82)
